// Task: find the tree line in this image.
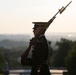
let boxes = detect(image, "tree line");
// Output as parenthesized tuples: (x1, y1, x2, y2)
(0, 38, 76, 74)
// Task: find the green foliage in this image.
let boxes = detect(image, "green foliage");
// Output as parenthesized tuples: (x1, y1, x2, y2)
(53, 38, 72, 67)
(65, 41, 76, 75)
(1, 38, 76, 70)
(0, 49, 5, 70)
(0, 47, 25, 69)
(47, 41, 53, 66)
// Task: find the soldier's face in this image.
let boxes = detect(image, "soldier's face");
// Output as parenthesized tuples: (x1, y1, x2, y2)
(33, 27, 42, 36)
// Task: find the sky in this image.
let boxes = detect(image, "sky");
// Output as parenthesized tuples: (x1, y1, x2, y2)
(0, 0, 75, 35)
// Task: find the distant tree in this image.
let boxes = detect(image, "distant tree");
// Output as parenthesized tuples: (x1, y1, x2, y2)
(53, 38, 72, 67)
(3, 48, 22, 68)
(65, 41, 76, 75)
(0, 49, 5, 70)
(0, 43, 30, 69)
(47, 41, 53, 67)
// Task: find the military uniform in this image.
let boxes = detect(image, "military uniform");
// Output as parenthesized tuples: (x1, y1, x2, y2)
(30, 35, 50, 75)
(22, 22, 51, 75)
(19, 21, 51, 75)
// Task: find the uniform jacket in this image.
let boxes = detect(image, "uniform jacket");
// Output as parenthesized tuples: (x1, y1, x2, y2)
(32, 35, 49, 66)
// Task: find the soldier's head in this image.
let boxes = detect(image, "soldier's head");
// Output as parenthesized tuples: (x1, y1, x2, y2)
(32, 22, 47, 36)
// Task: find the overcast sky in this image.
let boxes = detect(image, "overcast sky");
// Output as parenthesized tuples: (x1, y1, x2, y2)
(0, 0, 75, 35)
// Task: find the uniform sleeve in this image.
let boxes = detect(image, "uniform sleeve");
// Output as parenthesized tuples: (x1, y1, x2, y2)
(32, 36, 49, 66)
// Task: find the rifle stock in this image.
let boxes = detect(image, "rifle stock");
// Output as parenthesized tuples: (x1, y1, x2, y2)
(20, 1, 72, 65)
(20, 46, 31, 57)
(20, 46, 31, 65)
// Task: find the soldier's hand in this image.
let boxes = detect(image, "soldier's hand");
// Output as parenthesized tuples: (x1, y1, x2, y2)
(29, 37, 35, 46)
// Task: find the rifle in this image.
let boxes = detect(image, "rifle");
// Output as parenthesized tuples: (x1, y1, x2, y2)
(20, 1, 72, 65)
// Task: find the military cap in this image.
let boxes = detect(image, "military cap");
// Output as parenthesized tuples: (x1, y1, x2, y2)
(32, 22, 47, 29)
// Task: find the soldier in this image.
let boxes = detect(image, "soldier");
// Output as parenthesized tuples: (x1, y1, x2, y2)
(29, 22, 51, 75)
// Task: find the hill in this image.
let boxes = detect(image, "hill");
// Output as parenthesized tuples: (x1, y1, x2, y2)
(0, 33, 76, 49)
